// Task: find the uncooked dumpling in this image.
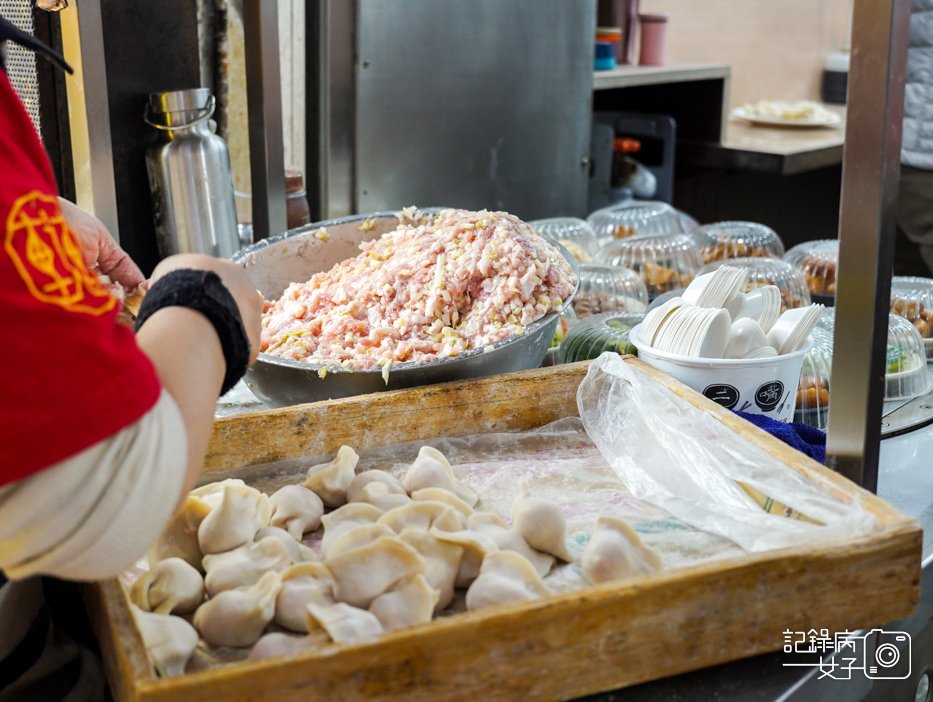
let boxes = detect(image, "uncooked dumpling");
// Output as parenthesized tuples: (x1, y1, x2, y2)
(269, 485, 324, 539)
(369, 573, 439, 631)
(377, 501, 462, 535)
(197, 482, 271, 555)
(302, 445, 359, 507)
(510, 484, 573, 562)
(189, 478, 248, 507)
(467, 512, 555, 578)
(428, 527, 498, 589)
(397, 528, 462, 612)
(255, 526, 319, 563)
(326, 523, 395, 559)
(401, 446, 478, 507)
(346, 470, 406, 504)
(465, 550, 551, 611)
(411, 488, 474, 524)
(580, 516, 662, 586)
(202, 536, 293, 596)
(131, 605, 199, 678)
(148, 496, 212, 570)
(130, 557, 204, 615)
(306, 602, 384, 645)
(249, 631, 329, 661)
(352, 481, 412, 511)
(193, 571, 281, 647)
(319, 502, 384, 555)
(275, 562, 336, 632)
(324, 536, 424, 608)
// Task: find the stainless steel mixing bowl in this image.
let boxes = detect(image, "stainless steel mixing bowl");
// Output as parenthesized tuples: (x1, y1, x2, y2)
(234, 210, 578, 407)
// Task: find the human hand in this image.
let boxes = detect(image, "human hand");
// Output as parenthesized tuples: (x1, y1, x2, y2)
(59, 197, 145, 288)
(149, 253, 263, 364)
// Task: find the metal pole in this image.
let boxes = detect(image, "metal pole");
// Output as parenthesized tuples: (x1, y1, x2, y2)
(825, 0, 911, 491)
(243, 0, 287, 240)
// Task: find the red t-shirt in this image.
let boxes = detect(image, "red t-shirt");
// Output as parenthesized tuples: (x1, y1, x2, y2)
(0, 71, 162, 485)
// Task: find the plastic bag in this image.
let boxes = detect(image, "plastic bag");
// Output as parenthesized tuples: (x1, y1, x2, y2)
(577, 353, 876, 551)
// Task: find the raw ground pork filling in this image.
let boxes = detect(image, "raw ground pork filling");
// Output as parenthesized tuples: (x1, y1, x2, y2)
(260, 208, 577, 371)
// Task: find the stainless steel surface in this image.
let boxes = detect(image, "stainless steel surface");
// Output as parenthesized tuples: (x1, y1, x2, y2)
(881, 382, 933, 438)
(73, 0, 120, 241)
(351, 0, 594, 219)
(826, 0, 911, 491)
(243, 0, 287, 240)
(233, 211, 578, 407)
(144, 88, 240, 259)
(316, 0, 355, 218)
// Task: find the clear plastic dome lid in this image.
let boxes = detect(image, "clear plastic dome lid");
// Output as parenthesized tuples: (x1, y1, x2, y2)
(572, 263, 649, 318)
(595, 234, 702, 300)
(690, 221, 785, 265)
(530, 217, 599, 263)
(784, 239, 839, 301)
(885, 314, 932, 400)
(557, 311, 645, 364)
(549, 304, 579, 350)
(698, 257, 811, 312)
(795, 324, 833, 430)
(890, 275, 933, 359)
(586, 200, 684, 246)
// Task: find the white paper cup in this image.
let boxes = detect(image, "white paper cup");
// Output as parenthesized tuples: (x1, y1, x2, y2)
(630, 324, 812, 422)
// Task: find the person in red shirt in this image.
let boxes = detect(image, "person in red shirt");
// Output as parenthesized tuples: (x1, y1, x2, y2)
(0, 14, 262, 700)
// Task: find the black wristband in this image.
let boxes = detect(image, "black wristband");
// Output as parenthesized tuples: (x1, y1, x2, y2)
(135, 269, 250, 396)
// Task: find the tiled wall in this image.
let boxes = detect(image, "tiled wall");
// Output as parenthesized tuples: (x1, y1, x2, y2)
(637, 0, 852, 106)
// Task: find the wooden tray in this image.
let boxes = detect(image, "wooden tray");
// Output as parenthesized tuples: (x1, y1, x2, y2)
(87, 359, 921, 702)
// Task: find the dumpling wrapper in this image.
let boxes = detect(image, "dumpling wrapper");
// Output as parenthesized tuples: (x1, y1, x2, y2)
(326, 523, 396, 559)
(306, 602, 384, 645)
(352, 482, 412, 511)
(398, 528, 462, 612)
(401, 446, 478, 507)
(249, 631, 330, 661)
(510, 484, 573, 562)
(467, 512, 555, 578)
(197, 482, 271, 555)
(202, 536, 293, 596)
(320, 502, 384, 555)
(346, 470, 406, 503)
(465, 550, 551, 611)
(275, 561, 336, 632)
(269, 485, 324, 539)
(303, 445, 359, 507)
(193, 571, 281, 648)
(324, 536, 424, 608)
(369, 573, 439, 631)
(131, 605, 199, 678)
(130, 557, 204, 615)
(580, 516, 662, 586)
(377, 501, 462, 535)
(148, 496, 212, 570)
(411, 488, 474, 523)
(428, 527, 498, 589)
(255, 526, 319, 563)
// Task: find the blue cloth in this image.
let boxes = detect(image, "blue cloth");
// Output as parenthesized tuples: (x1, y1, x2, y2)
(733, 410, 827, 464)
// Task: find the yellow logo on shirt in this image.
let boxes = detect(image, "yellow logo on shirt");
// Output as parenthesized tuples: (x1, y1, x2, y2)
(4, 190, 115, 315)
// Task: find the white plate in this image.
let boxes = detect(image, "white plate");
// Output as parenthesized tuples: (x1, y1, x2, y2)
(730, 106, 842, 129)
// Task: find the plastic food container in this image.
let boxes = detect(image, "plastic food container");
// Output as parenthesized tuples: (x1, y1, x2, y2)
(530, 217, 599, 263)
(884, 314, 932, 400)
(794, 324, 833, 430)
(572, 263, 649, 318)
(595, 234, 702, 301)
(890, 276, 933, 360)
(698, 257, 811, 313)
(690, 221, 784, 264)
(784, 239, 839, 304)
(558, 311, 644, 364)
(586, 200, 684, 246)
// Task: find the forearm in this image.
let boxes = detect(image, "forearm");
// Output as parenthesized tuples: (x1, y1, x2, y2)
(135, 307, 225, 501)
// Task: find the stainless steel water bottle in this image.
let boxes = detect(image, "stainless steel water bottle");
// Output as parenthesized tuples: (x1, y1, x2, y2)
(145, 88, 240, 259)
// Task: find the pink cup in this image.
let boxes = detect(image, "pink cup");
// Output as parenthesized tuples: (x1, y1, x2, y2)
(638, 13, 668, 67)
